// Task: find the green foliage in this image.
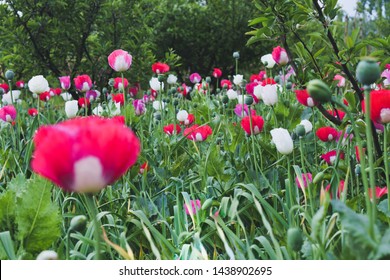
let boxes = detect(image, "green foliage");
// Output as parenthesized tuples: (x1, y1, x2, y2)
(0, 174, 61, 259)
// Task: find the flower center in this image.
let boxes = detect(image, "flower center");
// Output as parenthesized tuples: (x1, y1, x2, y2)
(73, 156, 106, 192)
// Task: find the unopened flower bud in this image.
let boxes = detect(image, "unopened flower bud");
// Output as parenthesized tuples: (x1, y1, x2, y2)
(307, 79, 332, 103)
(69, 215, 87, 232)
(356, 58, 380, 86)
(295, 125, 306, 137)
(233, 51, 240, 59)
(5, 70, 14, 81)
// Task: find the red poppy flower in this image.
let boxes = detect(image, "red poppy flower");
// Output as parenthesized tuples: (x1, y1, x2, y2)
(111, 115, 125, 125)
(212, 68, 222, 78)
(152, 62, 170, 74)
(295, 89, 317, 107)
(50, 88, 62, 96)
(163, 124, 181, 135)
(325, 180, 345, 199)
(139, 162, 149, 174)
(74, 75, 92, 92)
(184, 124, 212, 141)
(112, 93, 125, 106)
(16, 80, 25, 88)
(181, 113, 195, 126)
(31, 117, 140, 192)
(365, 89, 390, 123)
(316, 127, 338, 142)
(0, 83, 9, 93)
(78, 97, 90, 108)
(28, 108, 38, 117)
(368, 187, 388, 200)
(39, 91, 51, 102)
(327, 109, 345, 120)
(177, 83, 188, 97)
(240, 115, 264, 135)
(321, 150, 345, 165)
(261, 78, 276, 86)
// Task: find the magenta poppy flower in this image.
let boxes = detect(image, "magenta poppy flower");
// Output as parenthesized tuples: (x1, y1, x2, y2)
(365, 89, 390, 124)
(220, 79, 232, 89)
(113, 77, 129, 90)
(15, 80, 25, 89)
(184, 199, 201, 215)
(31, 117, 141, 192)
(152, 62, 170, 74)
(133, 99, 146, 115)
(189, 73, 202, 83)
(0, 105, 17, 122)
(368, 187, 388, 200)
(334, 74, 346, 87)
(86, 90, 100, 101)
(295, 173, 312, 189)
(59, 76, 71, 90)
(234, 104, 250, 117)
(74, 75, 92, 92)
(108, 49, 132, 72)
(325, 180, 345, 199)
(112, 93, 124, 106)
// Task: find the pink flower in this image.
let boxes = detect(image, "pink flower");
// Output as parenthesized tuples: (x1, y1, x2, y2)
(368, 187, 388, 200)
(0, 105, 17, 122)
(74, 75, 92, 92)
(59, 76, 71, 90)
(180, 113, 195, 126)
(220, 79, 232, 89)
(234, 104, 249, 117)
(0, 83, 9, 93)
(189, 73, 202, 83)
(86, 90, 100, 101)
(184, 200, 201, 215)
(108, 49, 132, 72)
(325, 180, 345, 199)
(184, 124, 212, 141)
(152, 62, 170, 74)
(133, 99, 146, 115)
(139, 162, 149, 174)
(78, 97, 90, 108)
(271, 46, 289, 65)
(382, 69, 390, 87)
(295, 173, 312, 189)
(295, 89, 317, 107)
(113, 77, 129, 90)
(321, 150, 345, 165)
(334, 74, 346, 87)
(31, 117, 141, 192)
(241, 115, 264, 135)
(28, 108, 38, 117)
(212, 68, 222, 78)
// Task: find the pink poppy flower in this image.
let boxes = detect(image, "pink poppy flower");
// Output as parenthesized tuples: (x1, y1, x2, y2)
(15, 80, 25, 89)
(163, 124, 181, 135)
(325, 180, 345, 199)
(59, 76, 71, 90)
(74, 75, 92, 92)
(220, 79, 232, 89)
(133, 99, 146, 115)
(0, 105, 17, 122)
(272, 46, 289, 65)
(368, 187, 388, 200)
(112, 93, 124, 106)
(78, 97, 90, 108)
(108, 49, 132, 72)
(113, 77, 129, 90)
(28, 108, 38, 117)
(184, 124, 212, 141)
(295, 173, 313, 189)
(321, 150, 345, 165)
(189, 73, 202, 83)
(295, 89, 317, 107)
(334, 74, 346, 87)
(180, 113, 195, 126)
(31, 117, 140, 192)
(212, 68, 222, 78)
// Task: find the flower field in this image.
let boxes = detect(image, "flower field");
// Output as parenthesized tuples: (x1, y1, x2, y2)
(0, 1, 390, 261)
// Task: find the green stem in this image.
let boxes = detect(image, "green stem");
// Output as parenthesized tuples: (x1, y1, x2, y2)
(84, 194, 102, 260)
(121, 72, 128, 125)
(385, 125, 390, 211)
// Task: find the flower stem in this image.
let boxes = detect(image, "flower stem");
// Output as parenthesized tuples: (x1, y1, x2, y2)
(384, 124, 390, 210)
(84, 194, 102, 260)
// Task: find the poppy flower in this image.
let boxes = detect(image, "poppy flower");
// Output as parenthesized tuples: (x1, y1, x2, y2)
(321, 150, 345, 165)
(0, 84, 9, 93)
(59, 76, 71, 90)
(184, 124, 212, 141)
(167, 74, 178, 85)
(260, 84, 279, 106)
(365, 89, 390, 123)
(295, 89, 317, 107)
(177, 83, 189, 97)
(31, 116, 141, 192)
(39, 91, 51, 102)
(233, 74, 243, 86)
(152, 62, 170, 74)
(270, 128, 294, 155)
(327, 109, 346, 120)
(234, 104, 250, 117)
(316, 127, 338, 142)
(272, 46, 289, 65)
(74, 75, 92, 92)
(368, 187, 388, 200)
(181, 113, 195, 126)
(261, 54, 276, 69)
(333, 74, 346, 87)
(241, 115, 264, 135)
(176, 110, 189, 122)
(28, 108, 38, 117)
(163, 124, 181, 135)
(325, 180, 345, 199)
(129, 86, 139, 97)
(139, 162, 149, 174)
(78, 97, 90, 108)
(133, 99, 146, 115)
(184, 199, 201, 215)
(189, 73, 201, 84)
(28, 75, 49, 94)
(15, 80, 25, 89)
(113, 77, 129, 90)
(65, 100, 79, 118)
(112, 93, 124, 106)
(212, 68, 222, 78)
(220, 79, 232, 89)
(86, 90, 100, 101)
(0, 105, 17, 122)
(295, 173, 313, 189)
(108, 49, 132, 72)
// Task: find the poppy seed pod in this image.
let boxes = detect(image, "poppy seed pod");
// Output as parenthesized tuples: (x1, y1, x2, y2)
(5, 70, 14, 81)
(287, 228, 303, 252)
(69, 215, 87, 232)
(307, 79, 332, 103)
(356, 58, 380, 86)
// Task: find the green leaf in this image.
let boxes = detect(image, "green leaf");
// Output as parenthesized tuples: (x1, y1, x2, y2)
(377, 199, 390, 217)
(15, 176, 61, 255)
(374, 229, 390, 259)
(0, 231, 16, 260)
(0, 189, 16, 231)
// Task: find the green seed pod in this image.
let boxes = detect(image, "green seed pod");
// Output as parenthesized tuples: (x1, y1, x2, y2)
(154, 112, 161, 120)
(158, 74, 165, 83)
(173, 99, 179, 106)
(108, 78, 114, 87)
(233, 51, 240, 59)
(295, 124, 306, 137)
(313, 172, 325, 184)
(245, 95, 253, 105)
(274, 76, 281, 83)
(307, 79, 332, 103)
(69, 215, 87, 232)
(356, 58, 380, 86)
(287, 227, 304, 252)
(222, 95, 229, 104)
(355, 164, 361, 175)
(286, 82, 292, 89)
(5, 70, 15, 81)
(205, 76, 211, 83)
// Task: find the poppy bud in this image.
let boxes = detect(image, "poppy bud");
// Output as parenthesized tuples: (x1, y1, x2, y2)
(222, 95, 229, 104)
(313, 172, 325, 184)
(307, 79, 332, 103)
(295, 125, 306, 137)
(245, 95, 253, 105)
(201, 198, 213, 211)
(356, 58, 380, 86)
(287, 227, 303, 252)
(158, 74, 165, 83)
(233, 51, 240, 59)
(205, 76, 211, 83)
(355, 164, 361, 175)
(5, 70, 14, 81)
(69, 215, 87, 232)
